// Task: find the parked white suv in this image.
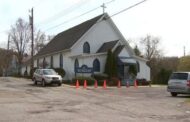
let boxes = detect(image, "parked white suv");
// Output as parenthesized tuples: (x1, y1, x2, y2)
(33, 69, 62, 87)
(167, 72, 190, 97)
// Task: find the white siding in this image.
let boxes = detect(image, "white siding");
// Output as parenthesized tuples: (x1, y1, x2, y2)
(62, 53, 73, 80)
(53, 54, 60, 68)
(72, 20, 120, 55)
(118, 48, 150, 81)
(34, 60, 37, 67)
(21, 65, 30, 76)
(64, 54, 107, 79)
(39, 58, 44, 66)
(136, 60, 150, 81)
(118, 48, 130, 57)
(45, 56, 51, 68)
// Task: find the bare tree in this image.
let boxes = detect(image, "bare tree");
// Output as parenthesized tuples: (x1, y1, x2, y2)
(9, 18, 31, 74)
(0, 48, 15, 76)
(139, 35, 163, 81)
(33, 30, 53, 55)
(140, 35, 162, 60)
(34, 30, 46, 54)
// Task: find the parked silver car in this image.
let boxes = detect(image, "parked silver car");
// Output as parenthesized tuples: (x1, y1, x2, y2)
(167, 72, 190, 97)
(33, 69, 62, 87)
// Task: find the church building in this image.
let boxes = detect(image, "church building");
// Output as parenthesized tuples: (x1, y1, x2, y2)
(24, 13, 150, 81)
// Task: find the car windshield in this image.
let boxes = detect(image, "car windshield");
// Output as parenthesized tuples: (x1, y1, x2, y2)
(170, 73, 188, 80)
(43, 69, 57, 75)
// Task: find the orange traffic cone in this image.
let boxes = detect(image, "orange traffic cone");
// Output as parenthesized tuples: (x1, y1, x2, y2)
(134, 79, 138, 88)
(117, 80, 121, 88)
(76, 80, 80, 89)
(94, 80, 98, 88)
(84, 80, 87, 89)
(103, 80, 107, 89)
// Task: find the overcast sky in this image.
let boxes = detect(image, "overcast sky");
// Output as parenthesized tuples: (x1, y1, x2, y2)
(0, 0, 190, 57)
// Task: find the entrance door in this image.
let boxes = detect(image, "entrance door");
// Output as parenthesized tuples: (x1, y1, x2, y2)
(124, 66, 129, 79)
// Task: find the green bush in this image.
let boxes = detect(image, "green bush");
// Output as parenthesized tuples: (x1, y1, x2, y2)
(53, 68, 65, 78)
(72, 76, 96, 86)
(93, 73, 108, 80)
(92, 73, 109, 85)
(107, 77, 120, 86)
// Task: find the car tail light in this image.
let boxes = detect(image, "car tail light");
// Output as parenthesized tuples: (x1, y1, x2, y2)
(187, 80, 190, 87)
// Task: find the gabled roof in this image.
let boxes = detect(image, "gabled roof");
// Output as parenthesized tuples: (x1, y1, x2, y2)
(36, 14, 104, 57)
(113, 45, 125, 56)
(97, 40, 119, 53)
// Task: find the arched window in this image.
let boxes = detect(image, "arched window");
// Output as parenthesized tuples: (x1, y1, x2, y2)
(60, 54, 63, 68)
(93, 58, 100, 72)
(136, 61, 140, 72)
(83, 42, 90, 53)
(50, 56, 53, 68)
(74, 58, 79, 71)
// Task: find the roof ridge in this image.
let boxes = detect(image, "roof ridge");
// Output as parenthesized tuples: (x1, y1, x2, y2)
(97, 40, 119, 53)
(36, 14, 105, 57)
(56, 14, 104, 37)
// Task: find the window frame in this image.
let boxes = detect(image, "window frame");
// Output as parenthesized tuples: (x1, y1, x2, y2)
(93, 58, 100, 72)
(50, 56, 53, 68)
(83, 42, 90, 53)
(60, 54, 63, 68)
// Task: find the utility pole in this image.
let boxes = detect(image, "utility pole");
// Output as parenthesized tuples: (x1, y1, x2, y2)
(29, 8, 34, 71)
(101, 3, 106, 14)
(7, 34, 10, 50)
(5, 34, 10, 76)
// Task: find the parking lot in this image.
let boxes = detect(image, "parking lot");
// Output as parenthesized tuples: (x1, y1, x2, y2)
(0, 77, 190, 122)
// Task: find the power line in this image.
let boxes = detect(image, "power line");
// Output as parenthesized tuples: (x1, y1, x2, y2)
(110, 0, 147, 18)
(43, 0, 115, 32)
(43, 6, 100, 32)
(105, 0, 115, 4)
(42, 0, 147, 33)
(36, 0, 92, 27)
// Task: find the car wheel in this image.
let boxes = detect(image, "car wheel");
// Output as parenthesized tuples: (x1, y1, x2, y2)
(42, 79, 46, 87)
(171, 92, 177, 97)
(33, 78, 37, 85)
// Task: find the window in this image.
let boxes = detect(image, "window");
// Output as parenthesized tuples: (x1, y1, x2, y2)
(43, 58, 46, 68)
(136, 61, 140, 72)
(37, 59, 39, 68)
(60, 54, 63, 68)
(83, 42, 90, 53)
(170, 73, 188, 80)
(93, 58, 100, 72)
(50, 56, 53, 68)
(74, 59, 79, 71)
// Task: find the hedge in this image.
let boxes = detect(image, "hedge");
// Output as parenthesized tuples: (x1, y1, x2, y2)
(72, 76, 96, 86)
(53, 68, 65, 78)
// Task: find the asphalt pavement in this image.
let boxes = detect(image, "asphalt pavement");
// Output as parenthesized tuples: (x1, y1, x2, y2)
(0, 77, 190, 122)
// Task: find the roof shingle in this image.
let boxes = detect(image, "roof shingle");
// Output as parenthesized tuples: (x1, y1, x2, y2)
(113, 45, 125, 56)
(36, 14, 104, 57)
(97, 40, 119, 53)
